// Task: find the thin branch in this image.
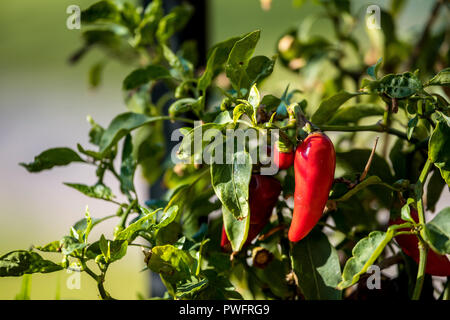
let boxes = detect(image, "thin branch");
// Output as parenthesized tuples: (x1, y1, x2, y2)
(360, 136, 379, 181)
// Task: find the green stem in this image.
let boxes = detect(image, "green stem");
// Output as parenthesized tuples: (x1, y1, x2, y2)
(411, 157, 433, 300)
(412, 240, 428, 300)
(79, 260, 98, 281)
(96, 214, 117, 224)
(97, 280, 112, 300)
(79, 258, 114, 300)
(119, 199, 137, 229)
(97, 268, 114, 300)
(128, 243, 152, 250)
(160, 115, 196, 124)
(319, 123, 415, 142)
(417, 158, 432, 225)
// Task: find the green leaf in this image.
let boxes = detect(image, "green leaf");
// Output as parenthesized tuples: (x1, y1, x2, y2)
(423, 207, 450, 255)
(311, 91, 362, 125)
(196, 269, 243, 299)
(429, 115, 450, 186)
(426, 68, 450, 87)
(206, 35, 243, 75)
(260, 94, 281, 113)
(20, 148, 85, 173)
(119, 2, 140, 33)
(34, 241, 61, 253)
(78, 29, 138, 64)
(59, 236, 88, 256)
(99, 112, 167, 155)
(362, 72, 422, 99)
(367, 58, 382, 79)
(99, 234, 109, 259)
(158, 206, 181, 230)
(119, 134, 136, 197)
(290, 230, 342, 300)
(146, 245, 194, 284)
(110, 240, 127, 262)
(156, 3, 194, 43)
(247, 84, 260, 116)
(407, 115, 419, 140)
(135, 0, 163, 46)
(328, 104, 385, 125)
(168, 98, 199, 117)
(233, 103, 254, 124)
(85, 239, 127, 262)
(123, 65, 171, 90)
(331, 199, 378, 235)
(211, 151, 252, 219)
(400, 198, 415, 223)
(246, 55, 276, 85)
(87, 116, 105, 146)
(198, 48, 217, 93)
(213, 110, 233, 125)
(175, 278, 208, 299)
(176, 123, 225, 163)
(0, 250, 63, 277)
(71, 207, 95, 242)
(222, 205, 250, 252)
(115, 208, 162, 241)
(77, 144, 103, 161)
(338, 230, 394, 289)
(162, 44, 193, 79)
(88, 62, 104, 88)
(226, 30, 261, 92)
(253, 257, 291, 298)
(81, 1, 119, 24)
(63, 183, 115, 201)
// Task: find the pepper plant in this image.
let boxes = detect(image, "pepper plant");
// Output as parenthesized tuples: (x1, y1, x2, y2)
(1, 0, 449, 300)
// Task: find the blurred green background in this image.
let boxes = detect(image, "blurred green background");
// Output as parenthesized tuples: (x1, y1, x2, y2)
(0, 0, 442, 299)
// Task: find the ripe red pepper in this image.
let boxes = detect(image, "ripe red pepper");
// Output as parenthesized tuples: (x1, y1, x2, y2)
(389, 210, 450, 276)
(274, 141, 294, 170)
(221, 174, 281, 251)
(288, 132, 336, 242)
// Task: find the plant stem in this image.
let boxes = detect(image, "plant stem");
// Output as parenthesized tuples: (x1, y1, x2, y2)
(79, 260, 98, 281)
(318, 123, 416, 143)
(412, 240, 428, 300)
(79, 258, 114, 300)
(97, 269, 114, 300)
(411, 157, 433, 300)
(161, 115, 196, 124)
(417, 158, 432, 225)
(119, 199, 137, 229)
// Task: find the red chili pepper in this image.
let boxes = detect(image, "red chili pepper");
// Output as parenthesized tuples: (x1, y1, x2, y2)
(389, 210, 450, 276)
(221, 174, 281, 251)
(288, 132, 336, 242)
(274, 142, 294, 170)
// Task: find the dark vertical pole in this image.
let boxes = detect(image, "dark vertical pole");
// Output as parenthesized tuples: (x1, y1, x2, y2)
(141, 0, 208, 298)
